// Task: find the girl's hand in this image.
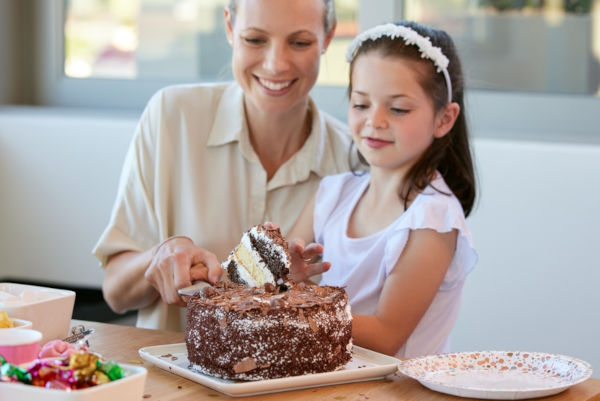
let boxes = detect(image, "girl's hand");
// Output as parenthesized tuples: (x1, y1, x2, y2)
(288, 238, 331, 283)
(144, 237, 223, 307)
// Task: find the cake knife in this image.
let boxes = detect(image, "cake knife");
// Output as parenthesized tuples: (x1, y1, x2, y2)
(177, 281, 212, 296)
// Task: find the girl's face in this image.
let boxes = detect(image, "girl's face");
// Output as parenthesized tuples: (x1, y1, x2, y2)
(348, 52, 451, 173)
(225, 0, 334, 115)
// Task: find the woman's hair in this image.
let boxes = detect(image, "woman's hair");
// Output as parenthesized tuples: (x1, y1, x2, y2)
(348, 21, 476, 217)
(228, 0, 337, 34)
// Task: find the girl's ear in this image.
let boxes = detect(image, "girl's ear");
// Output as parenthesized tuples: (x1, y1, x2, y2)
(434, 102, 460, 139)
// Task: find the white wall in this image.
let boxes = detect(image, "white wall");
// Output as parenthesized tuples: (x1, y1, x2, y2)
(0, 107, 598, 376)
(0, 107, 136, 287)
(452, 137, 600, 377)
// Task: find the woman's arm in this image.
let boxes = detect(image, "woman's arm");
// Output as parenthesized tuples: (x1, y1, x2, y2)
(351, 228, 458, 356)
(103, 249, 158, 314)
(102, 237, 223, 314)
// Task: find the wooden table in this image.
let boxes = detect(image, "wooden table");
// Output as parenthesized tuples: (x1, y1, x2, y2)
(72, 320, 600, 401)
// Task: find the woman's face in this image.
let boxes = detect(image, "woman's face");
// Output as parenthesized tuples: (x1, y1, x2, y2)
(225, 0, 334, 115)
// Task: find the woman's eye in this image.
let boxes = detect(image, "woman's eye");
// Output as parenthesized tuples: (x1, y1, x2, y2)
(292, 40, 312, 47)
(352, 104, 368, 110)
(244, 37, 265, 45)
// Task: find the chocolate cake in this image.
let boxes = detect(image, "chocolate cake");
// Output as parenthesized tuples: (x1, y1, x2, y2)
(185, 282, 353, 380)
(222, 225, 290, 286)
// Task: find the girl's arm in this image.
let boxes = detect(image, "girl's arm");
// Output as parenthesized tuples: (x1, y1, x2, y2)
(286, 193, 331, 283)
(351, 228, 458, 356)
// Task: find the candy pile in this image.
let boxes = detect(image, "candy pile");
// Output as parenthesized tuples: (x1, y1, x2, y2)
(0, 351, 124, 390)
(0, 311, 14, 328)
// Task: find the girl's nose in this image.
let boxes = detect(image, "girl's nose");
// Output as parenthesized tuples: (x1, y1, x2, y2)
(367, 106, 388, 129)
(263, 42, 290, 74)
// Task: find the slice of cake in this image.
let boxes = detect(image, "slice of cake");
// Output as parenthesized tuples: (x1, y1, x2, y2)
(185, 281, 353, 380)
(222, 225, 290, 286)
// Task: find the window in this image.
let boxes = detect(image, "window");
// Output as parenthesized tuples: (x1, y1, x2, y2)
(4, 0, 596, 141)
(404, 0, 599, 96)
(64, 0, 358, 87)
(64, 0, 599, 97)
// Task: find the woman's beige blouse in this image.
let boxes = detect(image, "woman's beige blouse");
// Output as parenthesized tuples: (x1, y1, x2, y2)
(92, 82, 351, 330)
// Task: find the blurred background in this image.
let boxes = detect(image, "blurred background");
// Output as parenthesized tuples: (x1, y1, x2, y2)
(0, 0, 599, 375)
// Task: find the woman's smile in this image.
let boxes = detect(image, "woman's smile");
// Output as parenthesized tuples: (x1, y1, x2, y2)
(255, 76, 296, 95)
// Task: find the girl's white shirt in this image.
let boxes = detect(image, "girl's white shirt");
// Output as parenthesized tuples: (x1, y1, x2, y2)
(315, 171, 477, 358)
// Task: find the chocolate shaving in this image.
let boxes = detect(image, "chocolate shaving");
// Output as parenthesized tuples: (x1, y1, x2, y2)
(200, 286, 217, 298)
(270, 298, 284, 308)
(308, 316, 318, 332)
(298, 308, 306, 322)
(220, 317, 227, 327)
(233, 357, 258, 373)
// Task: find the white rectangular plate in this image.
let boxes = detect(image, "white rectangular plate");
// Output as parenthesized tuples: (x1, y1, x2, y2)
(139, 343, 399, 397)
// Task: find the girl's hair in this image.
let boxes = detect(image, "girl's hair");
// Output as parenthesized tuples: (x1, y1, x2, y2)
(228, 0, 337, 34)
(348, 21, 476, 217)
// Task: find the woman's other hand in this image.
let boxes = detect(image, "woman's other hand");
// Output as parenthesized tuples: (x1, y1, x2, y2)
(287, 238, 330, 283)
(145, 237, 222, 306)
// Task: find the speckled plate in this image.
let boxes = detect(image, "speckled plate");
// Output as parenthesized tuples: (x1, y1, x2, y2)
(397, 350, 593, 400)
(139, 343, 398, 397)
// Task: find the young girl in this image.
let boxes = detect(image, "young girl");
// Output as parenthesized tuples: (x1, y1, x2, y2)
(288, 21, 477, 358)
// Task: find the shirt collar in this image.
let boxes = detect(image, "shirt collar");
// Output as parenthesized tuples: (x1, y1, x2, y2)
(206, 82, 246, 148)
(206, 82, 344, 188)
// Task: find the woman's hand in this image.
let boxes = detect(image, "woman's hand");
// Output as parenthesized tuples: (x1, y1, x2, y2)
(144, 237, 223, 307)
(287, 238, 330, 283)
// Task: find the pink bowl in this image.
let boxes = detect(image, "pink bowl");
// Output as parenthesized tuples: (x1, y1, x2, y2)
(0, 328, 42, 364)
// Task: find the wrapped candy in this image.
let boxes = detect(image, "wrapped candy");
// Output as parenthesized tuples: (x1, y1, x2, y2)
(1, 355, 32, 384)
(97, 360, 124, 381)
(39, 339, 79, 359)
(0, 351, 125, 390)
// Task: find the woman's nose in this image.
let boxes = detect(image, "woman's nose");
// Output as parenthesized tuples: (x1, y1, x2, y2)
(367, 107, 388, 129)
(263, 42, 290, 74)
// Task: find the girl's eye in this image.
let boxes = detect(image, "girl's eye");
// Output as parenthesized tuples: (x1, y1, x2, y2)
(352, 104, 368, 110)
(391, 107, 409, 115)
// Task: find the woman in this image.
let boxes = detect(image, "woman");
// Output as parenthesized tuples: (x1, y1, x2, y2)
(93, 0, 351, 330)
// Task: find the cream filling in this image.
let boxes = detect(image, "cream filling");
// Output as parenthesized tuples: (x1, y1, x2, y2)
(231, 233, 275, 286)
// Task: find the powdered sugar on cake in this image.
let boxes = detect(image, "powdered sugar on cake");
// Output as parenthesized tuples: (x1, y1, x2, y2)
(185, 282, 353, 380)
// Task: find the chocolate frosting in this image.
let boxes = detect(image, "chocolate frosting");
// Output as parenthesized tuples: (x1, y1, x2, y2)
(185, 281, 353, 380)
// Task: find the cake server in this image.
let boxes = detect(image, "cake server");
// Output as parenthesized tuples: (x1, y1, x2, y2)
(178, 281, 212, 296)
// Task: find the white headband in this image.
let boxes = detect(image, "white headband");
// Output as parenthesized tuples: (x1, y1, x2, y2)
(346, 23, 453, 103)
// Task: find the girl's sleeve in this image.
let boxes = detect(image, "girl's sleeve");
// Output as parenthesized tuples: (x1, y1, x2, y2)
(313, 173, 352, 244)
(384, 194, 477, 289)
